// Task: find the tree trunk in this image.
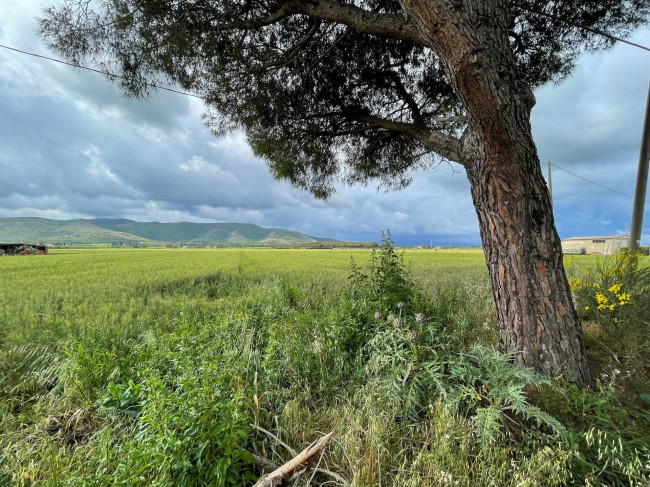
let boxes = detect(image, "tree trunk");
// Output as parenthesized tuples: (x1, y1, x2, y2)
(464, 143, 592, 386)
(403, 0, 592, 386)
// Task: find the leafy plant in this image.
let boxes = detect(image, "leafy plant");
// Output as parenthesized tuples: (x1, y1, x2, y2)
(349, 230, 422, 313)
(100, 380, 147, 417)
(567, 251, 650, 372)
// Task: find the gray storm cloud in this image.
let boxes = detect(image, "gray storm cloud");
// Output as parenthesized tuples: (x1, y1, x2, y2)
(1, 0, 648, 244)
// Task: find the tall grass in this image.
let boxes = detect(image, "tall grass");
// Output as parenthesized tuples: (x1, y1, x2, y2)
(1, 245, 648, 485)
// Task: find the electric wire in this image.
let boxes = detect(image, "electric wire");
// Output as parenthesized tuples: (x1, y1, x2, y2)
(0, 43, 203, 99)
(2, 18, 648, 209)
(547, 162, 649, 205)
(513, 4, 650, 53)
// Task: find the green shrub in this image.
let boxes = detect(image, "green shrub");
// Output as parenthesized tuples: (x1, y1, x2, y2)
(349, 231, 425, 313)
(567, 251, 650, 373)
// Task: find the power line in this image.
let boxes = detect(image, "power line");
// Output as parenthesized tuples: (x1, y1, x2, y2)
(3, 41, 648, 206)
(0, 43, 204, 99)
(548, 162, 650, 204)
(513, 4, 650, 53)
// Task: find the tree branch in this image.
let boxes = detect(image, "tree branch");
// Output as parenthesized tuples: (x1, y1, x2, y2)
(357, 115, 463, 164)
(253, 431, 336, 487)
(382, 70, 425, 124)
(214, 0, 425, 45)
(258, 20, 321, 70)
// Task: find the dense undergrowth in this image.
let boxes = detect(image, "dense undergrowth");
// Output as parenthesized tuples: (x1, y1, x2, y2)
(1, 242, 648, 486)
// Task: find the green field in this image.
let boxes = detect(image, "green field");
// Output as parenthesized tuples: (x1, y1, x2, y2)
(1, 247, 648, 486)
(0, 248, 488, 346)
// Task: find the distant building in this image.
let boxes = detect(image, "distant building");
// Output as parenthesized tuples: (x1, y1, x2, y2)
(561, 235, 628, 255)
(0, 243, 48, 255)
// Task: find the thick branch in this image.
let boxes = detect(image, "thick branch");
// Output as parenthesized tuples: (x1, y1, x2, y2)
(253, 431, 335, 487)
(357, 115, 463, 164)
(215, 1, 424, 45)
(259, 20, 321, 70)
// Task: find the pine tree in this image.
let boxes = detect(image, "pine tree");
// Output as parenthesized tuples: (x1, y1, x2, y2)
(41, 0, 649, 386)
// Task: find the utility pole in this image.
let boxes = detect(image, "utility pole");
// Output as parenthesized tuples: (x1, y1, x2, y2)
(547, 161, 553, 207)
(629, 80, 650, 252)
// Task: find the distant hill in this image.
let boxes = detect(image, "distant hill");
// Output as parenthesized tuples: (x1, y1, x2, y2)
(0, 217, 335, 246)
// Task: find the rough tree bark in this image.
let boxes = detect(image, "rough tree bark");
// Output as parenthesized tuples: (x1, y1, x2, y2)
(402, 0, 592, 386)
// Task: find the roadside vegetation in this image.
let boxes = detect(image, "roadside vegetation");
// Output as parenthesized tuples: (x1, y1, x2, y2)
(1, 241, 648, 486)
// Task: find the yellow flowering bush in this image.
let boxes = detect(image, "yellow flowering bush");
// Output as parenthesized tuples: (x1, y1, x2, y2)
(565, 249, 649, 370)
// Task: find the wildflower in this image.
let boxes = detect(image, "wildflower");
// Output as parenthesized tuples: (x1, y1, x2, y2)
(415, 313, 428, 324)
(596, 293, 608, 304)
(387, 313, 397, 321)
(406, 329, 420, 342)
(477, 395, 482, 400)
(393, 318, 404, 329)
(585, 306, 590, 310)
(374, 311, 383, 320)
(397, 301, 405, 309)
(608, 283, 621, 294)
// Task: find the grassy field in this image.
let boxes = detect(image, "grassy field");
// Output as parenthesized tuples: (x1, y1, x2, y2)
(0, 248, 488, 347)
(1, 246, 648, 486)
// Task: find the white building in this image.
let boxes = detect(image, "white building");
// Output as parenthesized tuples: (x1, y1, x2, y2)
(561, 235, 628, 255)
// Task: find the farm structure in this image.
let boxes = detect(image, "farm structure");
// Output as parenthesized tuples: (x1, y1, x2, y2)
(561, 236, 628, 255)
(0, 243, 48, 256)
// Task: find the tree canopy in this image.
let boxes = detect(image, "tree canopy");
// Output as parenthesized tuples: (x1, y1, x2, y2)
(41, 1, 648, 197)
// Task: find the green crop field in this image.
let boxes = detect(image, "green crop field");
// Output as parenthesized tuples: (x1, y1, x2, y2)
(1, 246, 648, 486)
(0, 248, 488, 347)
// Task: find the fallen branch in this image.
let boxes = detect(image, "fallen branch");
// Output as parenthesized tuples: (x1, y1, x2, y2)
(252, 453, 349, 486)
(252, 431, 336, 487)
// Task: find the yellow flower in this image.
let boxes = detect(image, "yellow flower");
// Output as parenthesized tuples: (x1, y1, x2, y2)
(477, 395, 482, 400)
(585, 306, 590, 310)
(609, 283, 621, 294)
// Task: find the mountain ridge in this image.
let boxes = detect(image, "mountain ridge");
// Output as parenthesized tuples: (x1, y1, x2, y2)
(0, 217, 335, 246)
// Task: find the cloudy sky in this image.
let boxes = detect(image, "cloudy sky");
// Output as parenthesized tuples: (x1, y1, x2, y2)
(0, 2, 648, 245)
